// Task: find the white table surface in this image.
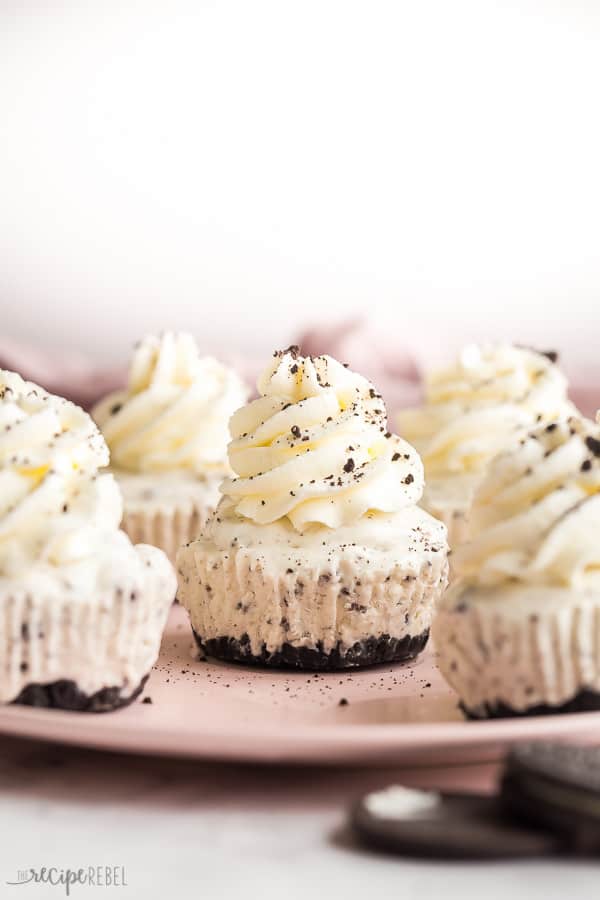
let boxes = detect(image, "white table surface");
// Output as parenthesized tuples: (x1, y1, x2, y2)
(0, 736, 598, 900)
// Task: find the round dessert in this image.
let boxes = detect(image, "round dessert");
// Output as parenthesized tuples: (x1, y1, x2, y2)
(433, 414, 600, 718)
(501, 742, 600, 852)
(397, 344, 575, 546)
(93, 332, 247, 562)
(351, 784, 560, 859)
(0, 370, 176, 711)
(177, 347, 449, 670)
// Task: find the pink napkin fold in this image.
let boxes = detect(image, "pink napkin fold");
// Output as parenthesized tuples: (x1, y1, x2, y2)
(0, 338, 261, 411)
(569, 384, 599, 420)
(0, 336, 127, 411)
(0, 325, 597, 418)
(297, 321, 598, 419)
(296, 319, 424, 411)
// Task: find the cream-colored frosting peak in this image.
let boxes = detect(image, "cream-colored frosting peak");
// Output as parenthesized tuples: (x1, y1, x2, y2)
(0, 370, 127, 580)
(93, 332, 247, 475)
(452, 415, 600, 589)
(219, 347, 423, 532)
(398, 344, 575, 479)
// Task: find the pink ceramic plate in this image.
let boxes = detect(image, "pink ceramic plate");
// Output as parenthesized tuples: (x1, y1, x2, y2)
(0, 605, 599, 766)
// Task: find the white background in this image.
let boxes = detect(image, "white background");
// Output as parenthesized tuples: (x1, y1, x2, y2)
(1, 1, 599, 369)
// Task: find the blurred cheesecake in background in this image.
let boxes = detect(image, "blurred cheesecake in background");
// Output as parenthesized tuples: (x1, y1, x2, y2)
(93, 332, 247, 562)
(397, 343, 576, 546)
(434, 413, 600, 718)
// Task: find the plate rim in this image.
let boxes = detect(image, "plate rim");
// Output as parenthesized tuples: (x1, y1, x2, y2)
(1, 699, 599, 764)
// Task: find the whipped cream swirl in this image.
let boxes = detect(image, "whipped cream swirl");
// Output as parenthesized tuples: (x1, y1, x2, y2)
(398, 344, 574, 478)
(220, 348, 423, 532)
(453, 415, 600, 588)
(93, 332, 247, 475)
(0, 370, 126, 577)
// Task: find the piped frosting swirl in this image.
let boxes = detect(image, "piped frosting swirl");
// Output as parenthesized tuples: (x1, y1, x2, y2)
(398, 343, 575, 479)
(453, 414, 600, 589)
(0, 370, 125, 578)
(93, 332, 247, 475)
(220, 347, 423, 532)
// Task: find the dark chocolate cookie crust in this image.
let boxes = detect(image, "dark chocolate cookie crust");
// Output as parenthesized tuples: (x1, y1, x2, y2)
(461, 689, 600, 720)
(194, 629, 429, 670)
(12, 674, 149, 713)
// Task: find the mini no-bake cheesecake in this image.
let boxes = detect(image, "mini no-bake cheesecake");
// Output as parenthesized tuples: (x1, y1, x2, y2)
(398, 344, 575, 546)
(93, 332, 247, 562)
(0, 371, 176, 710)
(177, 347, 449, 669)
(433, 414, 600, 718)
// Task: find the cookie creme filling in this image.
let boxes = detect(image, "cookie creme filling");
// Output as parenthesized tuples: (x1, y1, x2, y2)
(178, 348, 448, 657)
(398, 344, 575, 535)
(93, 331, 247, 476)
(0, 371, 176, 702)
(434, 415, 600, 713)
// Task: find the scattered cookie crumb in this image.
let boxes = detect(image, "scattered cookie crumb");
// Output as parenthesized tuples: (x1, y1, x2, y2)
(142, 697, 153, 705)
(338, 697, 349, 706)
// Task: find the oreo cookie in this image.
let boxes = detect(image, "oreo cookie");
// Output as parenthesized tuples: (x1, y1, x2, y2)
(351, 785, 560, 859)
(194, 629, 429, 670)
(12, 675, 148, 713)
(501, 742, 600, 853)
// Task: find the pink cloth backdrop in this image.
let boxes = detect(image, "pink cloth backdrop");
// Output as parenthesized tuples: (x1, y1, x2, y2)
(0, 336, 127, 411)
(0, 324, 596, 418)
